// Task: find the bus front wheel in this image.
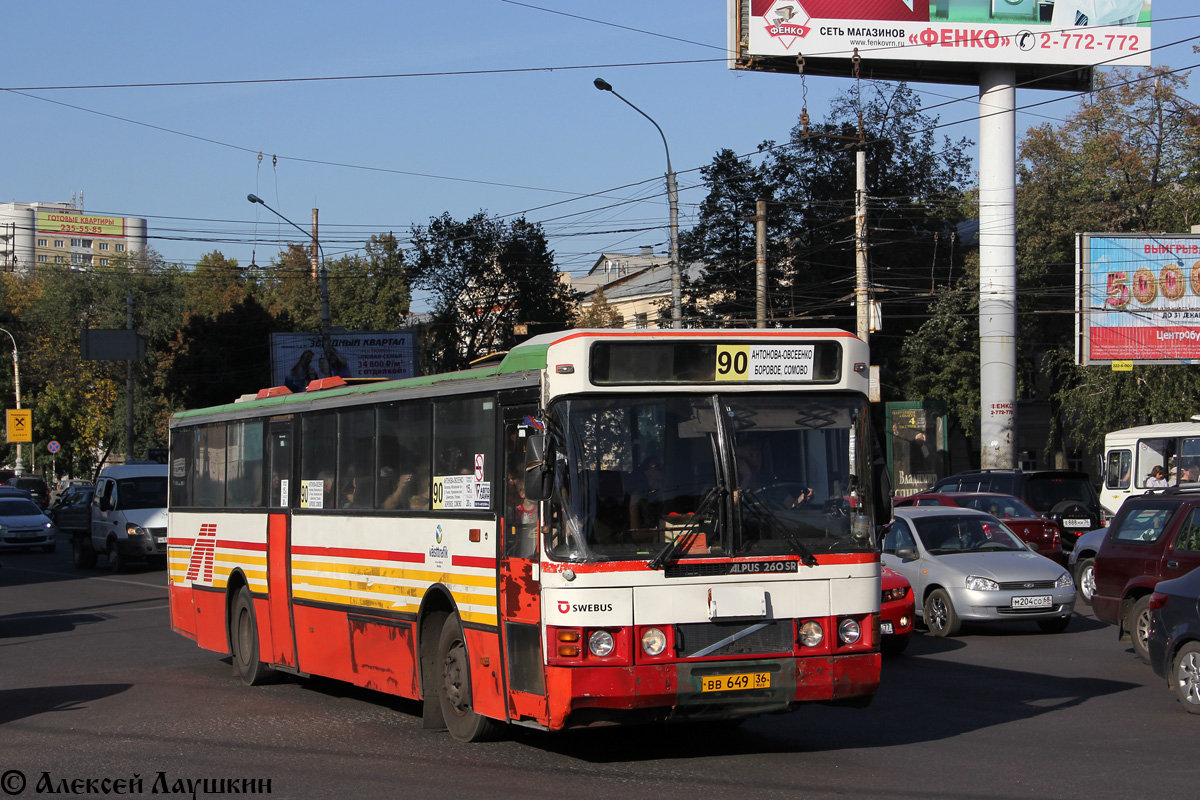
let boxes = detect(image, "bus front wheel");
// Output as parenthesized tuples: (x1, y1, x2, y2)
(230, 587, 278, 686)
(438, 614, 502, 742)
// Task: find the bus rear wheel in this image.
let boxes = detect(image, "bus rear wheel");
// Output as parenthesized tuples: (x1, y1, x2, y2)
(438, 614, 502, 742)
(230, 587, 277, 686)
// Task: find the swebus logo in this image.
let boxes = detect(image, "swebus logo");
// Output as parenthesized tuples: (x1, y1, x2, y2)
(185, 523, 217, 583)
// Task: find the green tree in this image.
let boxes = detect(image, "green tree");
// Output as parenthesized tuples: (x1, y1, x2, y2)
(680, 82, 974, 372)
(898, 281, 981, 455)
(1018, 66, 1200, 455)
(578, 288, 624, 328)
(184, 251, 251, 320)
(156, 296, 288, 411)
(408, 212, 577, 372)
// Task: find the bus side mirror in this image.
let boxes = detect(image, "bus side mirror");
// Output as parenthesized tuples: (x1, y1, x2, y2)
(524, 435, 555, 502)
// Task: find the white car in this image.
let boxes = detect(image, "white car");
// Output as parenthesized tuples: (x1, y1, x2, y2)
(0, 496, 58, 552)
(882, 507, 1076, 637)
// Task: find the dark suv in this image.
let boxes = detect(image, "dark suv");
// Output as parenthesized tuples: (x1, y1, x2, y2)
(6, 476, 49, 510)
(931, 469, 1101, 550)
(1092, 489, 1200, 663)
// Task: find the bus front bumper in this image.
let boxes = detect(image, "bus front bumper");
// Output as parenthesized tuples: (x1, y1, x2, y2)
(549, 653, 880, 729)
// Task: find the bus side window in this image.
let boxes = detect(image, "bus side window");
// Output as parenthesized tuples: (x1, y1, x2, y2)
(1106, 449, 1131, 490)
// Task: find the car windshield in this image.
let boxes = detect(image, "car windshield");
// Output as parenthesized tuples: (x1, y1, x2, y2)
(0, 498, 43, 516)
(911, 515, 1026, 554)
(1025, 474, 1095, 513)
(955, 495, 1038, 519)
(1110, 504, 1176, 543)
(116, 477, 167, 510)
(545, 393, 875, 563)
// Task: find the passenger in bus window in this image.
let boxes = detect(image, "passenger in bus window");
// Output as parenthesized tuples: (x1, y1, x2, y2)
(340, 466, 372, 509)
(1146, 466, 1168, 488)
(1183, 463, 1200, 484)
(404, 466, 430, 509)
(315, 470, 335, 507)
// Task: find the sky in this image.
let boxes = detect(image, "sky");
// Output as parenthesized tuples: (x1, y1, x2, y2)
(3, 1, 1199, 316)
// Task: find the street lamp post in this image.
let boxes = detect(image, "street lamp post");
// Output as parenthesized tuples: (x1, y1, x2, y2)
(593, 78, 682, 329)
(246, 194, 334, 372)
(0, 327, 24, 475)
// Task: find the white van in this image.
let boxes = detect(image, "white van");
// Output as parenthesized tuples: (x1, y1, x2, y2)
(1101, 417, 1200, 518)
(89, 463, 168, 572)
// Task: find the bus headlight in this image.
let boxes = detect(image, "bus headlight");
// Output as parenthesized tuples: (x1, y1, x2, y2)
(588, 630, 615, 657)
(641, 627, 667, 656)
(798, 621, 823, 647)
(838, 618, 862, 645)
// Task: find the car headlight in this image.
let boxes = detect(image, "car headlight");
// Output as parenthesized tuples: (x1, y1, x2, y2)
(798, 621, 824, 647)
(1056, 571, 1075, 589)
(126, 523, 148, 537)
(588, 630, 615, 657)
(882, 586, 910, 603)
(641, 627, 667, 656)
(966, 575, 999, 592)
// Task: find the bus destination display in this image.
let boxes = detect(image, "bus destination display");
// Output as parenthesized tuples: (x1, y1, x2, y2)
(716, 344, 814, 382)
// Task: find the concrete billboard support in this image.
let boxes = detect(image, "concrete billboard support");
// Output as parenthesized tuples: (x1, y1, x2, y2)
(978, 67, 1018, 468)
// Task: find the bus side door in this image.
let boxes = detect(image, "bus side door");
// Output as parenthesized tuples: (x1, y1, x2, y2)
(499, 404, 547, 720)
(266, 418, 298, 669)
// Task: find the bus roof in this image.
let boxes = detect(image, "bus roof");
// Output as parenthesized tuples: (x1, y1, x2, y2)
(171, 327, 863, 424)
(1106, 418, 1200, 441)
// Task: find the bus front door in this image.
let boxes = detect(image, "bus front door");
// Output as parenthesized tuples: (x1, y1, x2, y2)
(499, 406, 547, 721)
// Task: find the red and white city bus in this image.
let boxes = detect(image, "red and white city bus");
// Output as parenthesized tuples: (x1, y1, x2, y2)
(167, 328, 882, 741)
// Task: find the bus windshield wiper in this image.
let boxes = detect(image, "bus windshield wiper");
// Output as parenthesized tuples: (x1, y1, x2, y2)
(647, 484, 723, 571)
(740, 489, 819, 567)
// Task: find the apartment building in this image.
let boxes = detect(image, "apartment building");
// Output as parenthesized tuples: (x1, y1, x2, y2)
(0, 201, 147, 273)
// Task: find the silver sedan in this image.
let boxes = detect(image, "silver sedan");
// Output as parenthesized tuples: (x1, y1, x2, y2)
(882, 506, 1076, 636)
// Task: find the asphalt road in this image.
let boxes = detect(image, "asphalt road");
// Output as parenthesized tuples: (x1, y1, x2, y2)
(1, 536, 1194, 800)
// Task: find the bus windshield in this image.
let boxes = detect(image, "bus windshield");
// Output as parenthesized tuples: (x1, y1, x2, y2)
(546, 393, 875, 562)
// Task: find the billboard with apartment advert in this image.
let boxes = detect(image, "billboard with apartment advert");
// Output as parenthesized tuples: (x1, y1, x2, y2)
(729, 0, 1151, 89)
(271, 331, 418, 392)
(1077, 233, 1200, 366)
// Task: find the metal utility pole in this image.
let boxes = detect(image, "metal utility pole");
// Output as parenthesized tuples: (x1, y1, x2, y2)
(310, 209, 320, 281)
(855, 148, 870, 344)
(0, 327, 23, 474)
(755, 200, 767, 328)
(126, 286, 135, 462)
(312, 208, 331, 358)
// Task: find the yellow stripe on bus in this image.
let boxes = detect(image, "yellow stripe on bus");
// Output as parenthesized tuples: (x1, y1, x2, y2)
(290, 559, 497, 588)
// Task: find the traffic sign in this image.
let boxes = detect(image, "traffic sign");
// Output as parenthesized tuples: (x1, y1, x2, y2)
(47, 440, 60, 454)
(6, 409, 31, 443)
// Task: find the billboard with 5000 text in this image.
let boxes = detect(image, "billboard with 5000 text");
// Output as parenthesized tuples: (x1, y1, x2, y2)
(1077, 233, 1200, 365)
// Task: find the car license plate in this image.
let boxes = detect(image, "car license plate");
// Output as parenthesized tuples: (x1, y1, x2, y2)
(1011, 595, 1052, 609)
(1062, 518, 1090, 528)
(700, 672, 770, 692)
(155, 536, 167, 544)
(881, 621, 894, 634)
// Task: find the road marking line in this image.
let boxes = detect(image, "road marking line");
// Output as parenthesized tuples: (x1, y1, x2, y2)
(0, 565, 168, 591)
